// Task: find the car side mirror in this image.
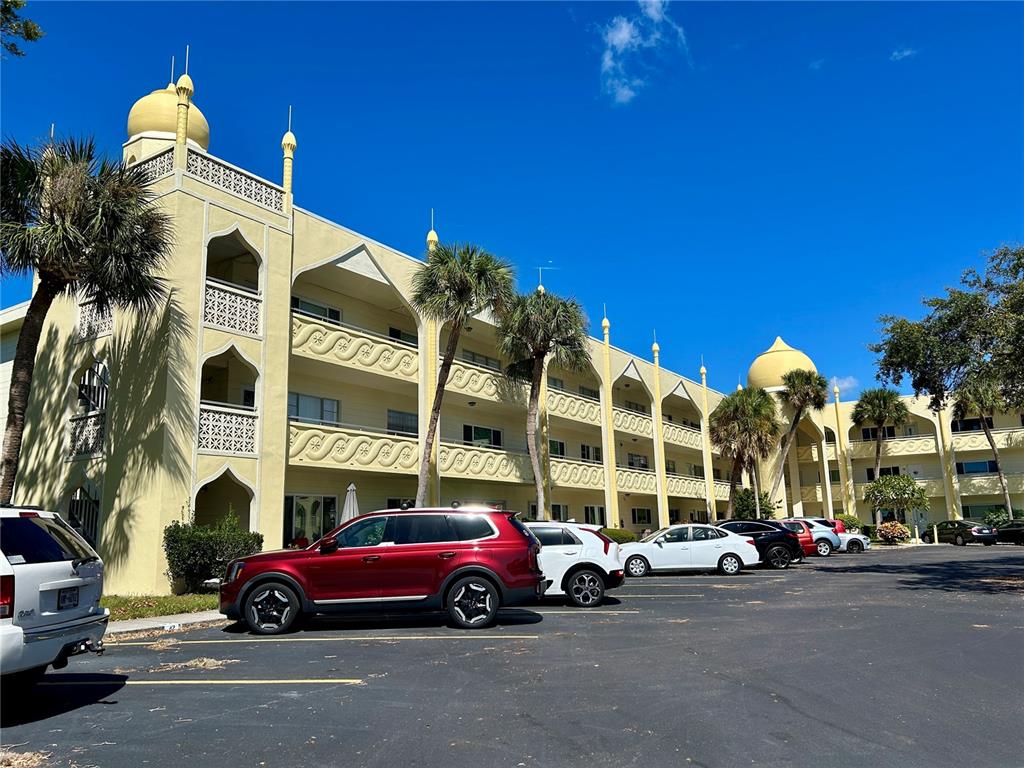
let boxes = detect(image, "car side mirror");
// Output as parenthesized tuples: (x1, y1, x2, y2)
(656, 536, 666, 545)
(320, 536, 339, 554)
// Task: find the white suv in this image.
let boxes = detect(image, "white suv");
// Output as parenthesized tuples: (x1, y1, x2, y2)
(1, 506, 109, 686)
(525, 522, 624, 607)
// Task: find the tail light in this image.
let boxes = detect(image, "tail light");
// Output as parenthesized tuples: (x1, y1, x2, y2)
(0, 574, 13, 619)
(588, 529, 613, 555)
(745, 538, 757, 547)
(971, 527, 983, 534)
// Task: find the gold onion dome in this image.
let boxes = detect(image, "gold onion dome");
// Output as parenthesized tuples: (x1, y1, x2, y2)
(746, 336, 816, 390)
(281, 130, 297, 151)
(127, 82, 210, 150)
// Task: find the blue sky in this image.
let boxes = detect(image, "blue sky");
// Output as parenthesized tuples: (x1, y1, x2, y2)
(2, 1, 1021, 397)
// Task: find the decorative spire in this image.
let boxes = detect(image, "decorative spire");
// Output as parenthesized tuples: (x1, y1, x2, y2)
(601, 303, 609, 333)
(282, 106, 297, 210)
(426, 208, 439, 251)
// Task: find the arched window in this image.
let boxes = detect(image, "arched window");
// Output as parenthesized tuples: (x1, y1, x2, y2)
(68, 485, 100, 547)
(68, 361, 108, 458)
(77, 361, 109, 413)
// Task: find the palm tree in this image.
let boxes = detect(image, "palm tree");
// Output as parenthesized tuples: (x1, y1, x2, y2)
(851, 387, 910, 525)
(410, 242, 514, 507)
(953, 377, 1014, 520)
(709, 387, 781, 518)
(496, 288, 590, 519)
(769, 368, 828, 498)
(0, 137, 172, 504)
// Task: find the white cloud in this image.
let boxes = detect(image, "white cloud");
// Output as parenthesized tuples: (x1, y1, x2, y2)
(809, 58, 825, 71)
(832, 376, 859, 395)
(890, 47, 917, 62)
(599, 0, 692, 105)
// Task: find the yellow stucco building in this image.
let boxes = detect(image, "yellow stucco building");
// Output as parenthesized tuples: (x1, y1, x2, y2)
(5, 77, 1023, 594)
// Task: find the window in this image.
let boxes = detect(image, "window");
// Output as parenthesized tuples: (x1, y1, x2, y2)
(388, 327, 417, 345)
(386, 497, 415, 510)
(664, 414, 674, 422)
(956, 460, 998, 476)
(0, 515, 93, 565)
(241, 386, 256, 409)
(77, 361, 109, 412)
(288, 393, 339, 426)
(448, 515, 496, 541)
(284, 495, 338, 545)
(631, 508, 652, 525)
(861, 426, 896, 441)
(551, 503, 568, 522)
(580, 444, 603, 463)
(665, 459, 677, 474)
(532, 527, 563, 546)
(624, 400, 648, 414)
(663, 527, 689, 542)
(579, 385, 600, 400)
(866, 466, 900, 482)
(687, 464, 704, 478)
(627, 453, 649, 470)
(669, 509, 681, 524)
(549, 440, 566, 457)
(291, 296, 341, 323)
(337, 515, 391, 548)
(692, 526, 724, 541)
(463, 424, 502, 448)
(462, 349, 501, 371)
(951, 417, 993, 433)
(829, 469, 841, 483)
(547, 376, 565, 391)
(387, 409, 418, 436)
(68, 486, 100, 546)
(712, 468, 722, 480)
(583, 505, 605, 526)
(824, 428, 836, 444)
(394, 514, 458, 544)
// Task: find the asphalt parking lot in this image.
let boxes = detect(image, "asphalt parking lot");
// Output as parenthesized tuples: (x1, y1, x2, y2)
(2, 545, 1022, 768)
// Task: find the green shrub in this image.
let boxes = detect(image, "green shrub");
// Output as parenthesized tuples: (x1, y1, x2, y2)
(877, 521, 911, 544)
(836, 513, 863, 533)
(732, 488, 781, 520)
(601, 527, 637, 543)
(860, 524, 877, 540)
(163, 516, 263, 592)
(983, 508, 1024, 528)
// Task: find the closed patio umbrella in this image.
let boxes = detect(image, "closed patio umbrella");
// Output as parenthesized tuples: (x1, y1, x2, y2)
(340, 483, 359, 523)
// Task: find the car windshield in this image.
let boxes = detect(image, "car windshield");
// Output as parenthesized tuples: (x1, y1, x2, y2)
(640, 527, 670, 543)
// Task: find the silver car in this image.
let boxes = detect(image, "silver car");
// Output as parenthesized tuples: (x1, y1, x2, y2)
(784, 518, 842, 556)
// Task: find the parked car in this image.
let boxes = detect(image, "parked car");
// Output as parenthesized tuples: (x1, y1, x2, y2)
(806, 517, 847, 534)
(837, 532, 871, 553)
(996, 519, 1024, 545)
(0, 506, 109, 688)
(715, 520, 802, 569)
(220, 507, 543, 633)
(782, 518, 840, 556)
(525, 522, 624, 607)
(619, 524, 760, 576)
(922, 520, 997, 546)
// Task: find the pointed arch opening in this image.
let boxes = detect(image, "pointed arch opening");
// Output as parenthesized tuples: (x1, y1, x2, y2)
(194, 467, 254, 529)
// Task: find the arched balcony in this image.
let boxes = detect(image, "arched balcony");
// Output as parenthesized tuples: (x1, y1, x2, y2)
(197, 346, 259, 455)
(67, 360, 109, 459)
(203, 230, 263, 337)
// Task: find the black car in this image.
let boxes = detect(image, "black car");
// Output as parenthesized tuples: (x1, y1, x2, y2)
(996, 519, 1024, 545)
(922, 520, 997, 546)
(716, 519, 802, 568)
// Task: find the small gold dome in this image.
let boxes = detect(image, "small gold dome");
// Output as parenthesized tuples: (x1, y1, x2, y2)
(426, 228, 439, 244)
(747, 337, 816, 390)
(651, 341, 660, 354)
(281, 130, 297, 150)
(127, 83, 210, 150)
(175, 73, 194, 95)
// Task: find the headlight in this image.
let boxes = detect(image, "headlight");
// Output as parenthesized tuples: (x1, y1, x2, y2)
(225, 561, 245, 583)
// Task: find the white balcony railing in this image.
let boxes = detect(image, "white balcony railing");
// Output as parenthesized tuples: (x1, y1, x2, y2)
(203, 279, 262, 336)
(186, 150, 284, 212)
(198, 403, 258, 455)
(77, 300, 113, 340)
(67, 412, 105, 459)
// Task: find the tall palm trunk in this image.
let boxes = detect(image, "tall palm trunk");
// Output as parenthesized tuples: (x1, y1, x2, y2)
(872, 426, 884, 526)
(726, 459, 742, 517)
(980, 417, 1014, 519)
(770, 406, 804, 498)
(415, 319, 463, 507)
(0, 277, 64, 504)
(525, 355, 546, 520)
(751, 463, 763, 518)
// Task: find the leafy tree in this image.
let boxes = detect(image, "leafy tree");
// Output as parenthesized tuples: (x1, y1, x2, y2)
(496, 288, 590, 519)
(0, 137, 173, 504)
(410, 242, 514, 506)
(1, 0, 43, 58)
(851, 387, 910, 523)
(873, 245, 1024, 410)
(983, 507, 1023, 528)
(953, 376, 1014, 520)
(709, 387, 781, 518)
(769, 368, 828, 498)
(863, 475, 928, 530)
(732, 488, 780, 520)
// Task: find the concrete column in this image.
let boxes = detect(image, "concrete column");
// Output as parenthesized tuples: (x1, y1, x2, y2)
(650, 343, 670, 529)
(787, 448, 804, 517)
(819, 440, 835, 517)
(832, 386, 857, 519)
(538, 366, 552, 521)
(699, 366, 718, 520)
(600, 318, 620, 527)
(419, 317, 441, 506)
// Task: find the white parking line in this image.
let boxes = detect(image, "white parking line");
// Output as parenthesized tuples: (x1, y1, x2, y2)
(40, 678, 365, 686)
(621, 594, 704, 598)
(534, 610, 640, 615)
(110, 634, 539, 647)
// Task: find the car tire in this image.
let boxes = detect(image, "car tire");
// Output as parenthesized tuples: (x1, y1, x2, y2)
(846, 540, 864, 554)
(954, 534, 966, 546)
(718, 553, 743, 575)
(765, 545, 791, 569)
(625, 555, 650, 578)
(447, 576, 500, 629)
(566, 569, 605, 608)
(815, 539, 833, 557)
(243, 581, 301, 635)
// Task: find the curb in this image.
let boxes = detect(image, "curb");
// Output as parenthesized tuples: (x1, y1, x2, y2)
(107, 609, 225, 636)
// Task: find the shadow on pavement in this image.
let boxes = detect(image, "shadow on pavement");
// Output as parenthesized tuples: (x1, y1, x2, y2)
(220, 608, 544, 636)
(1, 673, 127, 727)
(822, 554, 1024, 594)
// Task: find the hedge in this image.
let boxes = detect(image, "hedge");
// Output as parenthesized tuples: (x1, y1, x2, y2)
(601, 527, 637, 543)
(163, 516, 263, 592)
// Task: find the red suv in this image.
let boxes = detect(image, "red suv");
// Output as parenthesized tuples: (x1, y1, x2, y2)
(220, 507, 543, 634)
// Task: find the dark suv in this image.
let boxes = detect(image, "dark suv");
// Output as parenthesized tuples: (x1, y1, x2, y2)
(715, 520, 803, 568)
(220, 507, 543, 633)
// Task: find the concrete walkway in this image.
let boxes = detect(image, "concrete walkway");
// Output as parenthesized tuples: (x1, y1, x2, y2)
(107, 609, 224, 636)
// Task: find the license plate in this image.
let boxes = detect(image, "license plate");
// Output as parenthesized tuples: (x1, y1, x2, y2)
(58, 587, 79, 611)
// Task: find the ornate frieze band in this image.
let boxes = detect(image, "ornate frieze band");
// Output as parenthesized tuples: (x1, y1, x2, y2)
(550, 458, 604, 490)
(292, 315, 418, 381)
(288, 423, 418, 473)
(439, 443, 532, 483)
(662, 422, 703, 450)
(612, 407, 654, 438)
(547, 391, 602, 426)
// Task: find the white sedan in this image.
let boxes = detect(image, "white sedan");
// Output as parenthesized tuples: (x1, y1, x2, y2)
(837, 532, 871, 553)
(619, 524, 761, 577)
